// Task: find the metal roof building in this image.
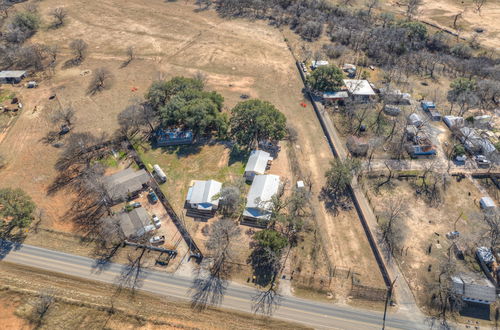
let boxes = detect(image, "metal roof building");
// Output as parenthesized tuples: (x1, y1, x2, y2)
(451, 274, 497, 305)
(185, 179, 222, 211)
(244, 150, 273, 181)
(104, 168, 150, 203)
(0, 70, 27, 84)
(343, 79, 376, 96)
(243, 174, 280, 226)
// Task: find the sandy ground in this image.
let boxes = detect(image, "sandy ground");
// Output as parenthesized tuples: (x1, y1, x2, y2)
(0, 0, 385, 297)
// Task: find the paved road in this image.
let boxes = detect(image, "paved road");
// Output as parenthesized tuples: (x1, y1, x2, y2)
(0, 243, 425, 329)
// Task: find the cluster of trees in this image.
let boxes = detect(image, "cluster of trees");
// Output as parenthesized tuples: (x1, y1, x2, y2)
(0, 187, 36, 239)
(306, 64, 344, 93)
(321, 158, 361, 213)
(146, 76, 227, 138)
(143, 76, 287, 148)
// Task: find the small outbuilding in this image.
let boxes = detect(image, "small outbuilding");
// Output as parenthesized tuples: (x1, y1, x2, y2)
(383, 105, 401, 117)
(0, 71, 27, 84)
(479, 197, 496, 211)
(420, 101, 436, 111)
(185, 179, 222, 212)
(443, 116, 465, 129)
(244, 150, 273, 181)
(155, 128, 193, 146)
(408, 113, 423, 127)
(311, 60, 329, 70)
(323, 91, 349, 102)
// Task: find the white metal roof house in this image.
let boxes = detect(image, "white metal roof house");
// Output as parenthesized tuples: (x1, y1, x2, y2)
(185, 179, 222, 212)
(343, 79, 376, 102)
(0, 71, 27, 84)
(451, 275, 496, 305)
(242, 174, 280, 227)
(244, 150, 273, 181)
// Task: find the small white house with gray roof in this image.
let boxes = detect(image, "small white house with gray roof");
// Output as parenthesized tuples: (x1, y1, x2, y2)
(244, 150, 273, 181)
(242, 174, 280, 227)
(186, 179, 222, 212)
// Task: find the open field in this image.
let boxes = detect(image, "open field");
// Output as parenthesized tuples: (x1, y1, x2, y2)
(0, 0, 385, 302)
(0, 262, 306, 330)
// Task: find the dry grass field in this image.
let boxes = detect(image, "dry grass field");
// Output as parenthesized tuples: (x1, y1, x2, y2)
(0, 0, 385, 303)
(364, 176, 498, 309)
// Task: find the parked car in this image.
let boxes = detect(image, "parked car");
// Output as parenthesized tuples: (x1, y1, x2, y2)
(148, 190, 158, 204)
(152, 215, 161, 228)
(149, 235, 165, 245)
(129, 201, 141, 208)
(475, 155, 491, 168)
(455, 155, 466, 165)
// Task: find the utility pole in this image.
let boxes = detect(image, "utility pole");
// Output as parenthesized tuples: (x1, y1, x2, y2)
(382, 276, 398, 330)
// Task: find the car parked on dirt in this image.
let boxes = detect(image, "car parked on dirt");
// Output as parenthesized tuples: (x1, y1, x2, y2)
(149, 235, 165, 245)
(152, 215, 161, 228)
(148, 190, 158, 204)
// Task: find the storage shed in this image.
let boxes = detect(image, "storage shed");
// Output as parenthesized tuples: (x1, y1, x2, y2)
(480, 197, 496, 211)
(244, 150, 273, 181)
(0, 71, 27, 84)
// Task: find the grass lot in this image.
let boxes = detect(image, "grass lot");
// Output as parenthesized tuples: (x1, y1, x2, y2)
(136, 142, 246, 212)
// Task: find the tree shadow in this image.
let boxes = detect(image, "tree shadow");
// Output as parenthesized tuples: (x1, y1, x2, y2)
(189, 269, 228, 311)
(459, 302, 491, 321)
(152, 143, 202, 159)
(228, 145, 250, 166)
(0, 238, 22, 260)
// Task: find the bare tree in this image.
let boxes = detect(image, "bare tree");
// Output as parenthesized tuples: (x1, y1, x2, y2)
(405, 0, 422, 20)
(87, 67, 113, 95)
(191, 218, 241, 311)
(30, 290, 55, 327)
(365, 0, 379, 17)
(121, 46, 135, 67)
(473, 0, 487, 13)
(379, 197, 407, 256)
(43, 44, 59, 69)
(428, 259, 464, 329)
(49, 7, 67, 28)
(69, 39, 88, 64)
(218, 180, 244, 217)
(51, 106, 75, 127)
